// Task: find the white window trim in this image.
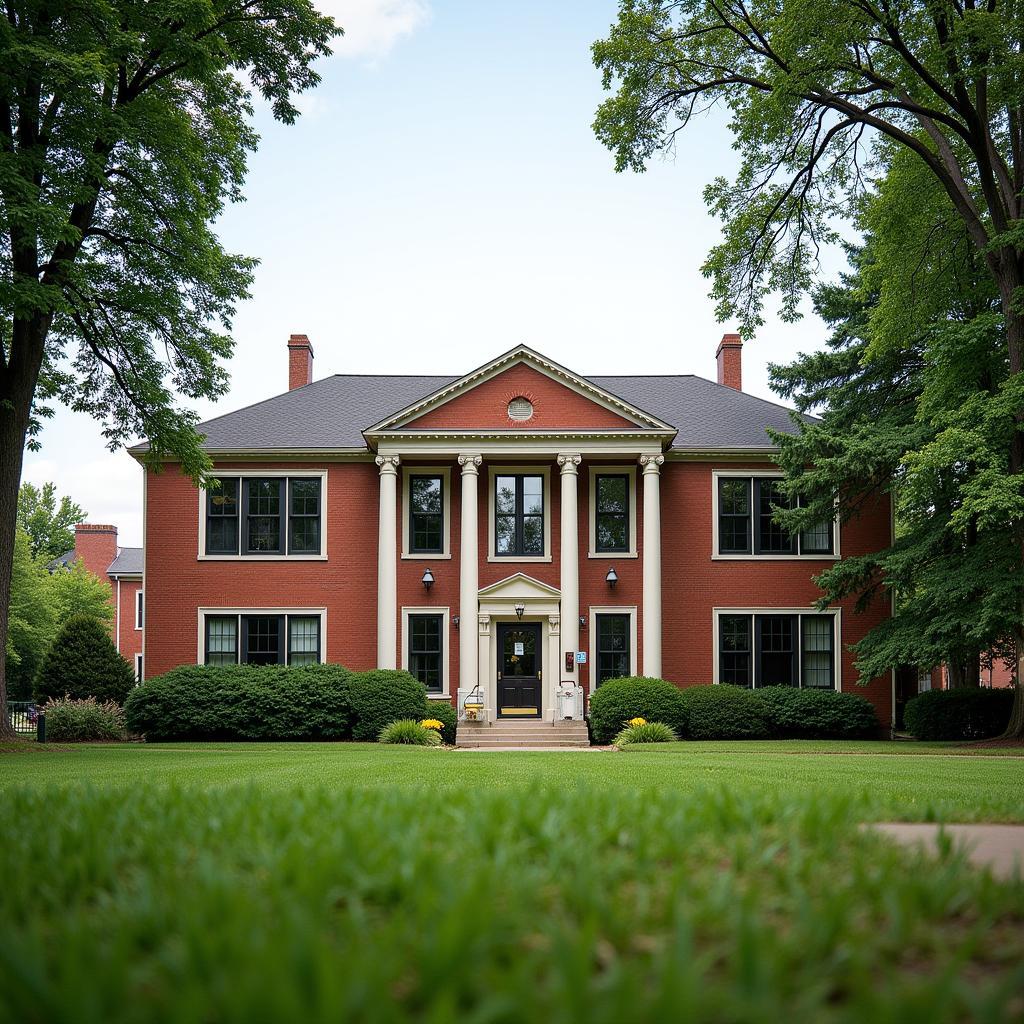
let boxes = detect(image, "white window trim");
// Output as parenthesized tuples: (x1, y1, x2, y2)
(196, 607, 328, 665)
(197, 469, 328, 560)
(588, 605, 638, 690)
(135, 589, 144, 630)
(712, 606, 842, 690)
(711, 469, 839, 560)
(401, 605, 451, 698)
(134, 653, 143, 682)
(401, 466, 452, 559)
(487, 465, 553, 563)
(587, 466, 638, 559)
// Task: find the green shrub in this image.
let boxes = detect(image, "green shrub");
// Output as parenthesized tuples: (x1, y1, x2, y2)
(123, 664, 353, 741)
(679, 685, 771, 740)
(379, 719, 443, 746)
(754, 686, 879, 739)
(43, 697, 126, 742)
(423, 700, 457, 744)
(614, 720, 678, 746)
(904, 688, 1014, 741)
(34, 615, 135, 705)
(587, 677, 688, 744)
(349, 670, 428, 742)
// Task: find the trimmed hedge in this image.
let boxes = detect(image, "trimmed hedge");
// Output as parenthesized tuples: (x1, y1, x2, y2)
(124, 664, 354, 741)
(904, 688, 1013, 741)
(424, 699, 457, 745)
(679, 685, 771, 740)
(588, 677, 688, 745)
(34, 615, 136, 705)
(44, 697, 126, 742)
(754, 686, 879, 739)
(348, 670, 429, 742)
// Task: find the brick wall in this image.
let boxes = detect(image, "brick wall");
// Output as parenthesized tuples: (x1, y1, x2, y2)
(115, 578, 143, 665)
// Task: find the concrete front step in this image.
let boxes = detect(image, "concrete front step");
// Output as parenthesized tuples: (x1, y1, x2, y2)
(456, 723, 591, 748)
(457, 739, 592, 748)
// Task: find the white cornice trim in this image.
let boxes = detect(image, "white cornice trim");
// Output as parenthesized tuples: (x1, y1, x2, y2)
(362, 345, 677, 436)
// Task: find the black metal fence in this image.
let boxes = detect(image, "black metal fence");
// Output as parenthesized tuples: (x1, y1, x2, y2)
(7, 702, 39, 735)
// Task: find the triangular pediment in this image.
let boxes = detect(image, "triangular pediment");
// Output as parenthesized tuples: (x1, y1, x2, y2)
(364, 345, 674, 436)
(478, 573, 561, 600)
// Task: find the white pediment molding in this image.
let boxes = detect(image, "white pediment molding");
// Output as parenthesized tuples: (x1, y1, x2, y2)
(478, 572, 561, 601)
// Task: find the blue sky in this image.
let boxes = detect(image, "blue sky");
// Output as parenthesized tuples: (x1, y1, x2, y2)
(22, 0, 843, 546)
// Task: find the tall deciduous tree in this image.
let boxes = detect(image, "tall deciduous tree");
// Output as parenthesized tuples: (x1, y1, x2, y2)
(0, 2, 340, 736)
(594, 0, 1024, 735)
(16, 481, 83, 559)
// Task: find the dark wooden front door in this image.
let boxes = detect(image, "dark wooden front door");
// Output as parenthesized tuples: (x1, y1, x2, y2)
(497, 622, 542, 718)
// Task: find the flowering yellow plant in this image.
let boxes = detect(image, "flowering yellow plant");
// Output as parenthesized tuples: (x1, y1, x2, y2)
(627, 717, 647, 727)
(421, 719, 444, 731)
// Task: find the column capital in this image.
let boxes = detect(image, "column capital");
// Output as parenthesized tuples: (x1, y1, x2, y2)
(458, 453, 483, 474)
(478, 613, 491, 635)
(548, 614, 560, 633)
(639, 453, 665, 474)
(556, 453, 582, 473)
(375, 454, 400, 475)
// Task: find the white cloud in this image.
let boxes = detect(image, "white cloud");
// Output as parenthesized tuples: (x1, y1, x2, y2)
(322, 0, 430, 59)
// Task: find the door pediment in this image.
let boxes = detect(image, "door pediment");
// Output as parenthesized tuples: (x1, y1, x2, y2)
(478, 573, 561, 601)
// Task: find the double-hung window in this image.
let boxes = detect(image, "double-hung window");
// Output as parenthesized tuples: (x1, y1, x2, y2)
(718, 612, 836, 689)
(409, 475, 444, 554)
(595, 614, 631, 685)
(203, 475, 323, 556)
(203, 613, 322, 665)
(595, 475, 629, 553)
(495, 474, 544, 556)
(716, 476, 834, 556)
(408, 613, 443, 693)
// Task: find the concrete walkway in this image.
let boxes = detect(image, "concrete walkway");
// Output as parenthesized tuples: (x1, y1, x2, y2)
(868, 823, 1024, 880)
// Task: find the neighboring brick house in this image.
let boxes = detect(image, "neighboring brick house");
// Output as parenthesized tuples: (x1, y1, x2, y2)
(50, 523, 144, 678)
(132, 334, 896, 727)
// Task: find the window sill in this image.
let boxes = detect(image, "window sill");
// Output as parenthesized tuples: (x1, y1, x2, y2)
(587, 551, 638, 560)
(426, 692, 451, 700)
(401, 553, 452, 561)
(487, 555, 552, 563)
(197, 554, 329, 561)
(711, 554, 838, 561)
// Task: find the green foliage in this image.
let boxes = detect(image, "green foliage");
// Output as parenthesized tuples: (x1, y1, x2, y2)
(43, 696, 125, 742)
(378, 719, 443, 746)
(1, 782, 1022, 1021)
(123, 664, 353, 742)
(348, 670, 429, 742)
(5, 529, 55, 700)
(904, 688, 1014, 742)
(16, 483, 84, 560)
(613, 720, 678, 746)
(34, 615, 134, 705)
(424, 700, 457, 745)
(679, 686, 772, 740)
(754, 687, 879, 740)
(588, 677, 688, 744)
(49, 558, 114, 628)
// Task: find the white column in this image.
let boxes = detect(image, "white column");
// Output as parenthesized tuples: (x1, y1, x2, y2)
(558, 453, 581, 681)
(375, 454, 400, 668)
(640, 454, 664, 678)
(458, 454, 482, 697)
(547, 614, 561, 721)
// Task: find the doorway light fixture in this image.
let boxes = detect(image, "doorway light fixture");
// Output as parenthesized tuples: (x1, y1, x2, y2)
(514, 603, 525, 620)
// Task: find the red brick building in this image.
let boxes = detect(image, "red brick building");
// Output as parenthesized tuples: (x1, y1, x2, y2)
(51, 523, 144, 678)
(132, 335, 896, 727)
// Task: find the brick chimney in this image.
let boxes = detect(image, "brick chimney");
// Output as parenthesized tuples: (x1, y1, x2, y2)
(716, 332, 742, 390)
(74, 524, 117, 579)
(288, 334, 314, 390)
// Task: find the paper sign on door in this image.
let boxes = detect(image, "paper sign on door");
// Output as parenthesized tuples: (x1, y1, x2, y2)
(514, 642, 524, 656)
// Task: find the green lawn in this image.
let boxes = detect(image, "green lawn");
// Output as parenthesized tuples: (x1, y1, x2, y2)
(2, 742, 1022, 1022)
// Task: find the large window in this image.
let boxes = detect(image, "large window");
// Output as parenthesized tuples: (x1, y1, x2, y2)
(409, 475, 444, 554)
(408, 613, 443, 692)
(716, 476, 834, 556)
(204, 476, 323, 557)
(718, 612, 836, 689)
(495, 474, 544, 556)
(595, 475, 629, 553)
(596, 613, 631, 685)
(203, 613, 322, 665)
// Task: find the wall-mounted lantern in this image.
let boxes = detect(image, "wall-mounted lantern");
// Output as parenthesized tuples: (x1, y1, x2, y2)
(514, 603, 525, 620)
(606, 567, 618, 588)
(422, 568, 434, 591)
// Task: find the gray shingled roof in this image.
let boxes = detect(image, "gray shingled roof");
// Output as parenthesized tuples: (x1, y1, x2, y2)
(47, 550, 76, 572)
(108, 547, 143, 576)
(179, 373, 804, 451)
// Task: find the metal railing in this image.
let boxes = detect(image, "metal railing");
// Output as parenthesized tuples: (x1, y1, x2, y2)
(7, 702, 39, 735)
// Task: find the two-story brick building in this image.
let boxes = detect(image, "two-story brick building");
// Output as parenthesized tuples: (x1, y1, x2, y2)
(132, 334, 894, 727)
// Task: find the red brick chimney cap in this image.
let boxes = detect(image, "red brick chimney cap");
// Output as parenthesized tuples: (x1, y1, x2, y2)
(75, 523, 117, 533)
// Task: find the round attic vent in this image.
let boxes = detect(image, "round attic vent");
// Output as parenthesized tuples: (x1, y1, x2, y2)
(507, 396, 534, 421)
